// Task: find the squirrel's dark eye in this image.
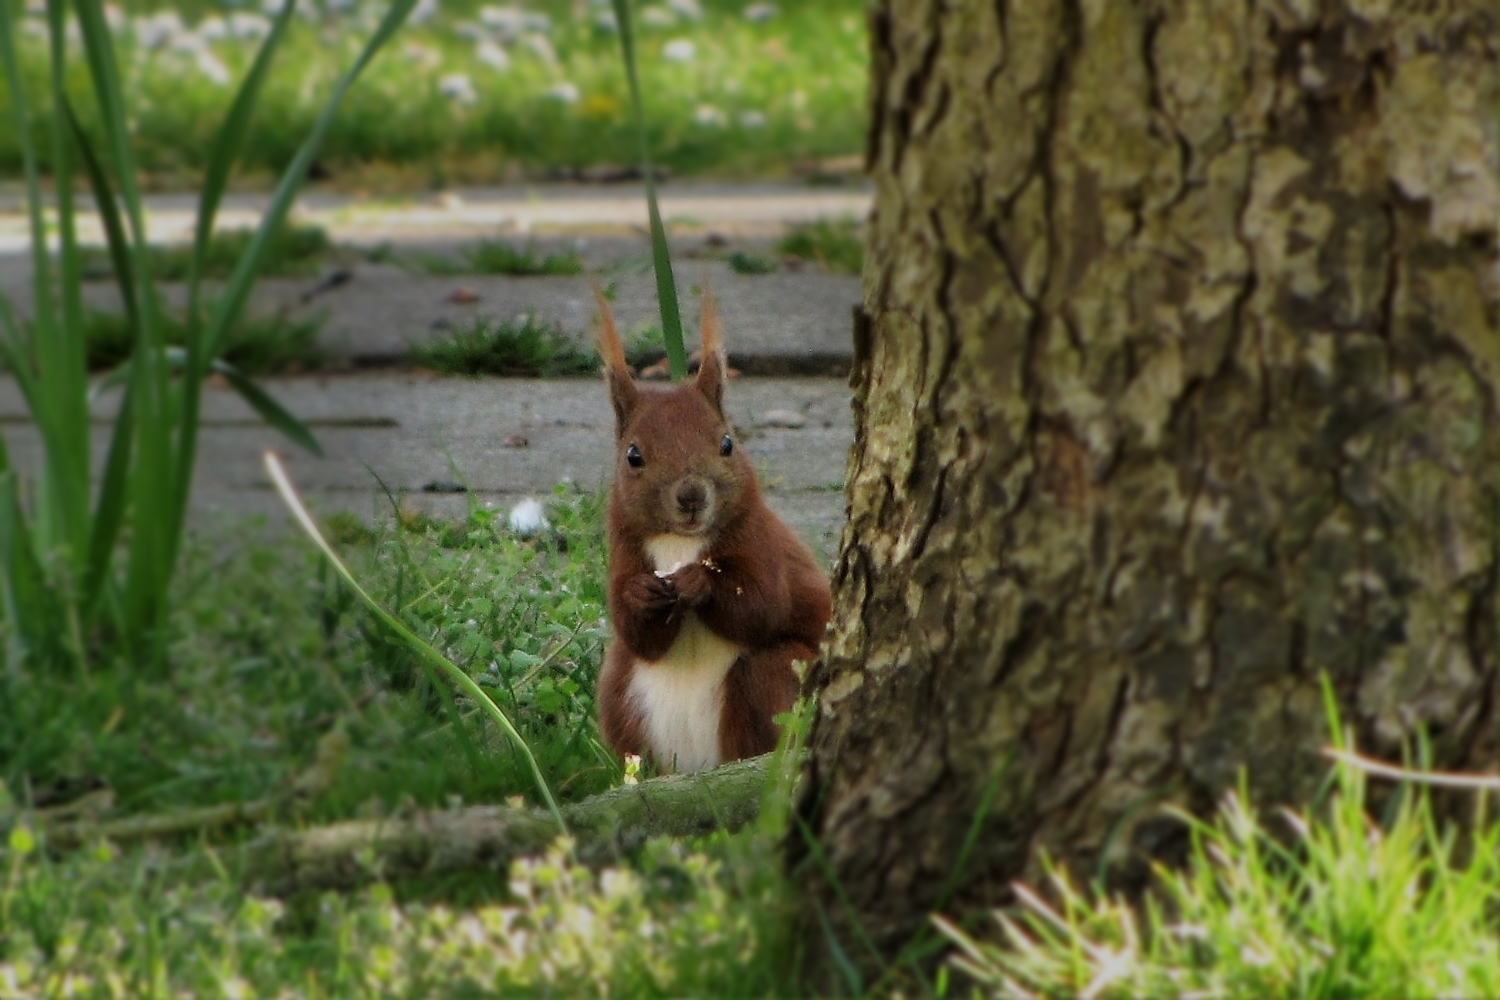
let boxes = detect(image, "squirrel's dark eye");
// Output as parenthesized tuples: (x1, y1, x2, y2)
(719, 434, 733, 456)
(626, 443, 644, 468)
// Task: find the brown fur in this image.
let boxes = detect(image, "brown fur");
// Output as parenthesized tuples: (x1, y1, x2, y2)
(594, 291, 832, 769)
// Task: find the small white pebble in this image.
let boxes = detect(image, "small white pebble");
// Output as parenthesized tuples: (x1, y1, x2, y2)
(508, 498, 551, 536)
(759, 408, 807, 429)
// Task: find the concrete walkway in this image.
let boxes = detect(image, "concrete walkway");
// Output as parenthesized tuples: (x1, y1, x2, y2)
(0, 182, 864, 551)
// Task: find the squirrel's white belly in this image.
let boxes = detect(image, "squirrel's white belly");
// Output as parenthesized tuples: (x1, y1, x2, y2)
(630, 534, 742, 772)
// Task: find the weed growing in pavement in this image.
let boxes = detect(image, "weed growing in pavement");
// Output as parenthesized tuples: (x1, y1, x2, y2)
(82, 305, 325, 375)
(410, 314, 596, 377)
(727, 249, 778, 274)
(777, 216, 864, 275)
(399, 239, 585, 277)
(79, 220, 333, 282)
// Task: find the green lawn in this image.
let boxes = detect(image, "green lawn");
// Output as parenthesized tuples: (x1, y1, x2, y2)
(2, 497, 1496, 997)
(0, 0, 869, 188)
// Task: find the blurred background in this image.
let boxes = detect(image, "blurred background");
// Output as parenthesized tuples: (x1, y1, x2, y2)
(0, 0, 869, 191)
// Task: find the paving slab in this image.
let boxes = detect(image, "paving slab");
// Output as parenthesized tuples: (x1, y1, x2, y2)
(0, 181, 872, 252)
(0, 182, 863, 553)
(0, 373, 855, 558)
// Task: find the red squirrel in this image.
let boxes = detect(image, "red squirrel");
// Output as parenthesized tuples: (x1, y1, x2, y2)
(594, 290, 832, 773)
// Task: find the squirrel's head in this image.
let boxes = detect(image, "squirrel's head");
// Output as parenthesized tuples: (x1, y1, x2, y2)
(596, 288, 754, 540)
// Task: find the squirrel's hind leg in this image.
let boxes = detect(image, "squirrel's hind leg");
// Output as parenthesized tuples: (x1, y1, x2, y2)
(717, 642, 810, 762)
(598, 640, 647, 760)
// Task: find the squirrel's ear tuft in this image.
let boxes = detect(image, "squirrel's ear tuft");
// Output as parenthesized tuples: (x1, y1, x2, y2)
(695, 291, 727, 414)
(594, 283, 638, 432)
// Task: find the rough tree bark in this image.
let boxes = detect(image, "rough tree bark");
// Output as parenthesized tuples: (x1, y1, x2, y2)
(797, 0, 1497, 982)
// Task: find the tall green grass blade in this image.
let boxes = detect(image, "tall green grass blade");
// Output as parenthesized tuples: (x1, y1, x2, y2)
(0, 0, 55, 342)
(184, 0, 298, 345)
(64, 100, 138, 329)
(211, 361, 323, 458)
(64, 101, 143, 615)
(0, 472, 28, 673)
(43, 4, 90, 568)
(262, 452, 566, 834)
(73, 0, 174, 656)
(172, 0, 418, 575)
(201, 0, 419, 364)
(610, 0, 686, 381)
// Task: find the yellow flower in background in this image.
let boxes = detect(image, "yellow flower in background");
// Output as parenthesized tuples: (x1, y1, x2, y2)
(580, 92, 621, 121)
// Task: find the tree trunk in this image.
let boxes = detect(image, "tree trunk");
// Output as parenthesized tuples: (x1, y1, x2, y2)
(797, 0, 1498, 983)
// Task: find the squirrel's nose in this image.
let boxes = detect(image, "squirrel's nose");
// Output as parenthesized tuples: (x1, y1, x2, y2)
(675, 481, 708, 515)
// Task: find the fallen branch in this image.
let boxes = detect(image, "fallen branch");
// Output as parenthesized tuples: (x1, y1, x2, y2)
(22, 729, 350, 849)
(165, 754, 770, 895)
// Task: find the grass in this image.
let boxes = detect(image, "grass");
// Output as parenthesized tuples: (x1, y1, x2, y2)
(83, 305, 324, 375)
(1, 501, 1497, 996)
(0, 0, 411, 671)
(0, 498, 800, 997)
(728, 248, 778, 274)
(0, 0, 870, 188)
(410, 314, 597, 376)
(939, 762, 1500, 1000)
(399, 238, 585, 276)
(79, 220, 334, 281)
(778, 216, 864, 274)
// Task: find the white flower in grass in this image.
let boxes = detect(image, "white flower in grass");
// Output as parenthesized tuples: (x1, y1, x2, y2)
(639, 5, 674, 28)
(593, 10, 617, 31)
(198, 15, 229, 41)
(662, 38, 695, 62)
(668, 0, 703, 21)
(403, 41, 439, 67)
(22, 0, 43, 16)
(693, 105, 725, 127)
(453, 20, 488, 42)
(439, 73, 478, 106)
(261, 0, 288, 15)
(134, 10, 183, 47)
(102, 3, 124, 31)
(743, 2, 776, 22)
(196, 50, 231, 85)
(738, 110, 766, 128)
(546, 81, 580, 104)
(476, 39, 510, 72)
(480, 4, 540, 38)
(169, 31, 202, 55)
(409, 0, 439, 25)
(325, 0, 357, 13)
(228, 11, 271, 38)
(524, 32, 557, 66)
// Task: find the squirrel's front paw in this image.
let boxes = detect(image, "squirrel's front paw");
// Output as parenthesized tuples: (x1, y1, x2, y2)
(626, 573, 678, 615)
(669, 561, 714, 608)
